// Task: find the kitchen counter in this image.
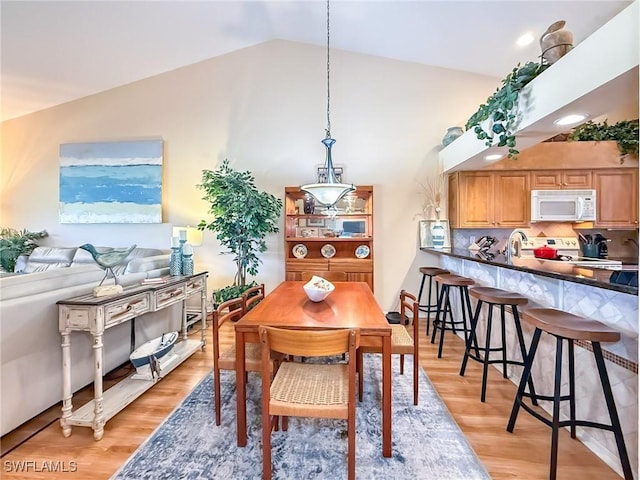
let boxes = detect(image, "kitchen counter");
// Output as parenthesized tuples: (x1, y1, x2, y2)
(610, 256, 640, 265)
(421, 247, 638, 296)
(420, 245, 637, 477)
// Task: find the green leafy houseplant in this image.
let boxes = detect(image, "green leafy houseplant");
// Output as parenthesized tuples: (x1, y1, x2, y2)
(568, 119, 639, 163)
(198, 159, 282, 303)
(0, 228, 48, 272)
(465, 61, 550, 159)
(211, 282, 258, 306)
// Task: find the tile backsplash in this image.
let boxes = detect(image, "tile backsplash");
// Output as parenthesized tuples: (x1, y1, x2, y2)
(451, 223, 639, 262)
(579, 228, 639, 260)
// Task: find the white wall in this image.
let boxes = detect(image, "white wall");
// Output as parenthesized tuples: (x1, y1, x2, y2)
(0, 40, 498, 309)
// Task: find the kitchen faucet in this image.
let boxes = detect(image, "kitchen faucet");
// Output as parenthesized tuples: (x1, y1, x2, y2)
(505, 229, 529, 264)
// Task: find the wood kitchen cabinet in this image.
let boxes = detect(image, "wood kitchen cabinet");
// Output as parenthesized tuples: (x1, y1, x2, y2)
(593, 168, 638, 228)
(448, 171, 530, 228)
(284, 186, 374, 291)
(447, 173, 460, 228)
(531, 170, 593, 189)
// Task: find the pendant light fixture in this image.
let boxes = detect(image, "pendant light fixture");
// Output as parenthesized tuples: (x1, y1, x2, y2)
(300, 0, 355, 207)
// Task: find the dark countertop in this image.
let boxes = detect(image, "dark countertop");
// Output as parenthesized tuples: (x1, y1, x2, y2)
(421, 247, 638, 296)
(609, 256, 640, 265)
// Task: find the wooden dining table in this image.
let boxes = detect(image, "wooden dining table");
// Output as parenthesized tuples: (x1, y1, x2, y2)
(235, 281, 393, 457)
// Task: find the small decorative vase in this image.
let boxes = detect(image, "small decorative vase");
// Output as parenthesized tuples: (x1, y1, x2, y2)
(442, 127, 464, 147)
(540, 20, 573, 65)
(430, 221, 446, 248)
(182, 254, 194, 275)
(303, 194, 315, 214)
(169, 247, 182, 276)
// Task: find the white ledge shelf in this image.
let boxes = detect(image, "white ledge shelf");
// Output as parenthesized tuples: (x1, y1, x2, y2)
(441, 1, 638, 172)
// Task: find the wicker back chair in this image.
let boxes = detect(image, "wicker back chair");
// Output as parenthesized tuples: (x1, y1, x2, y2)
(358, 289, 420, 405)
(259, 326, 360, 480)
(300, 271, 347, 282)
(242, 283, 265, 312)
(212, 296, 270, 426)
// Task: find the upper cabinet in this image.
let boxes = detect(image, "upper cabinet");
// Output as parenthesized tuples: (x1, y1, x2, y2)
(439, 2, 638, 172)
(448, 171, 530, 228)
(531, 170, 592, 189)
(449, 167, 639, 229)
(593, 169, 638, 229)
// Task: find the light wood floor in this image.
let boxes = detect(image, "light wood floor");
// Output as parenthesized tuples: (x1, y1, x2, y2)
(0, 317, 625, 479)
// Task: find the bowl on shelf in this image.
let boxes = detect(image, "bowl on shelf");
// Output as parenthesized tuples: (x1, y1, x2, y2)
(303, 276, 335, 302)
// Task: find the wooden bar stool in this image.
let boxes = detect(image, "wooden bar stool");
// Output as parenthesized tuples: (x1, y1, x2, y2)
(507, 308, 633, 480)
(459, 287, 537, 403)
(417, 267, 449, 335)
(430, 273, 475, 358)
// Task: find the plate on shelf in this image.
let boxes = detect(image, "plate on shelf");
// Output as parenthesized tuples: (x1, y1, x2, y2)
(292, 244, 308, 259)
(355, 245, 370, 259)
(321, 244, 336, 258)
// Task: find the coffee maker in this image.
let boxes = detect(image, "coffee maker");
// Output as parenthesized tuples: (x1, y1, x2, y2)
(594, 234, 608, 259)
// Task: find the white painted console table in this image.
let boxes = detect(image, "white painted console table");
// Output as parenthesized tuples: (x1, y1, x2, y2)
(57, 272, 207, 440)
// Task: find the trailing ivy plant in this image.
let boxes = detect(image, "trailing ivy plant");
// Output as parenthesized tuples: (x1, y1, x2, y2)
(465, 61, 549, 159)
(568, 119, 639, 163)
(198, 159, 282, 302)
(0, 227, 48, 272)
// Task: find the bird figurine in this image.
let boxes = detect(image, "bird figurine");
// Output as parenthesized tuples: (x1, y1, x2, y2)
(79, 243, 137, 286)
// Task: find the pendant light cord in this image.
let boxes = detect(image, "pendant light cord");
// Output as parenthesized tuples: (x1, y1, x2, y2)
(325, 0, 331, 139)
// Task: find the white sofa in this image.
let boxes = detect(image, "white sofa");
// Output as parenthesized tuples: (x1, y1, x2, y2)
(0, 246, 179, 436)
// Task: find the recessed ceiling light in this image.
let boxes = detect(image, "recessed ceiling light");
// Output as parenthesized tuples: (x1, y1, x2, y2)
(554, 114, 589, 126)
(484, 154, 504, 161)
(516, 33, 535, 47)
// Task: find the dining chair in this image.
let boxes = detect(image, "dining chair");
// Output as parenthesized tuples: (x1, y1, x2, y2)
(300, 270, 347, 282)
(212, 296, 267, 426)
(357, 289, 420, 405)
(259, 326, 360, 480)
(242, 283, 264, 312)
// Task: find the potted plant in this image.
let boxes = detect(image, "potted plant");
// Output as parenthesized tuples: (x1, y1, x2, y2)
(0, 227, 48, 272)
(197, 159, 282, 303)
(568, 119, 639, 163)
(465, 61, 549, 159)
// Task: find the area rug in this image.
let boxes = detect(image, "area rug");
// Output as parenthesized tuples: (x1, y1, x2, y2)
(111, 355, 490, 479)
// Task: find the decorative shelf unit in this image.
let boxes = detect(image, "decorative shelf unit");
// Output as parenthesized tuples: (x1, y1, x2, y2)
(284, 186, 374, 291)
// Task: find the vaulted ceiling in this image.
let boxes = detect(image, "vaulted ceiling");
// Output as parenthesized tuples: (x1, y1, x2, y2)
(0, 0, 632, 121)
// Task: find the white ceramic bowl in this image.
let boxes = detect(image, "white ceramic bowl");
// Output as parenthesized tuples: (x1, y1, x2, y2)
(303, 276, 335, 302)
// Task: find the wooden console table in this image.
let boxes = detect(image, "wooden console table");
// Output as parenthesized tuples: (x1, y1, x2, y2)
(57, 272, 207, 440)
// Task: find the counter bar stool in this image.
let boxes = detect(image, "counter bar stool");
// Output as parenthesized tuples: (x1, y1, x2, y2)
(431, 273, 476, 358)
(417, 267, 449, 335)
(507, 308, 633, 480)
(459, 287, 537, 403)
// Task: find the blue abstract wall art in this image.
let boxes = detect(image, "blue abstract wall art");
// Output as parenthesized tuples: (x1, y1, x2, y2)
(59, 140, 163, 224)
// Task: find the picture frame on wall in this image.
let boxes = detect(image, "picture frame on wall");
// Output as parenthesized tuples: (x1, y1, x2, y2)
(59, 139, 163, 224)
(316, 166, 343, 183)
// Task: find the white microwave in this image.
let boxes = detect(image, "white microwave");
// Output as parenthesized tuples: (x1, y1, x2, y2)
(531, 189, 596, 222)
